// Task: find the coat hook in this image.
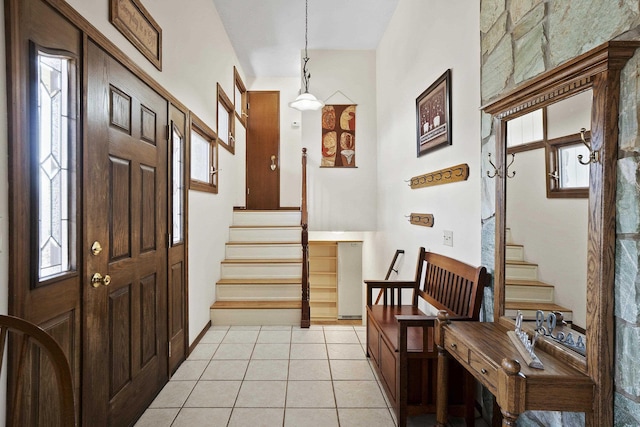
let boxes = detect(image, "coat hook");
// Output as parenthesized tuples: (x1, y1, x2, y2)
(487, 153, 500, 179)
(505, 153, 516, 179)
(577, 128, 599, 165)
(487, 153, 516, 179)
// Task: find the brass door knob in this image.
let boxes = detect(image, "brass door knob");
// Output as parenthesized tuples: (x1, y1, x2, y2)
(91, 272, 112, 288)
(270, 155, 277, 171)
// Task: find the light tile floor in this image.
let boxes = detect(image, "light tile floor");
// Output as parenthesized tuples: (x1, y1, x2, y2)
(136, 325, 489, 427)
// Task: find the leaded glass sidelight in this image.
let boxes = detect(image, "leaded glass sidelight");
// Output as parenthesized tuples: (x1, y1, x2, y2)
(172, 125, 184, 245)
(36, 51, 75, 280)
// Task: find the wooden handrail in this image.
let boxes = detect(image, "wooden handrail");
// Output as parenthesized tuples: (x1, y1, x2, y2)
(300, 148, 310, 328)
(374, 249, 405, 304)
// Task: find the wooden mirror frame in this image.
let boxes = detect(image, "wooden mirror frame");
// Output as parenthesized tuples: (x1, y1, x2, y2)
(483, 41, 640, 425)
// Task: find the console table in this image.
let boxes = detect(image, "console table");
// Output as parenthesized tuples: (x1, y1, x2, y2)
(435, 314, 594, 426)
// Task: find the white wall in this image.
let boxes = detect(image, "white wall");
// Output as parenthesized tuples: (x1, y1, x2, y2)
(374, 0, 482, 281)
(52, 0, 245, 343)
(301, 50, 378, 232)
(506, 148, 588, 328)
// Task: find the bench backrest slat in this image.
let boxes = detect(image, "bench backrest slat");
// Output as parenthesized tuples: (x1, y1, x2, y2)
(415, 249, 488, 319)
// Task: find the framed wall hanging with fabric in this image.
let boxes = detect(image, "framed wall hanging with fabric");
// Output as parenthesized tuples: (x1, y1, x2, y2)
(321, 104, 356, 167)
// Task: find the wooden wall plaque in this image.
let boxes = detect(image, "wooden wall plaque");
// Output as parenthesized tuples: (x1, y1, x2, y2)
(409, 163, 469, 189)
(110, 0, 162, 70)
(408, 213, 434, 227)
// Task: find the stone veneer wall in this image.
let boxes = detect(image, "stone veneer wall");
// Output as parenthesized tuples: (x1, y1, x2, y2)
(480, 1, 640, 425)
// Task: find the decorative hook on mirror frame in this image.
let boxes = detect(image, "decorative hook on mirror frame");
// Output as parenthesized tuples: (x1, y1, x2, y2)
(505, 153, 516, 178)
(487, 153, 516, 179)
(487, 152, 500, 178)
(578, 127, 599, 165)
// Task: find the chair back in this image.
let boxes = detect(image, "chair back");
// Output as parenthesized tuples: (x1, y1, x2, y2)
(0, 314, 76, 426)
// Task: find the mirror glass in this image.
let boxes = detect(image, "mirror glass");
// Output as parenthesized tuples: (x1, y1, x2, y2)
(504, 89, 592, 356)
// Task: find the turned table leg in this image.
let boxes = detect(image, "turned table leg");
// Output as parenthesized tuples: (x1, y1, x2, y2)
(500, 409, 519, 427)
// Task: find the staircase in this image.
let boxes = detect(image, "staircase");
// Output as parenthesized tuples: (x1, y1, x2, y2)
(210, 210, 303, 325)
(504, 228, 573, 321)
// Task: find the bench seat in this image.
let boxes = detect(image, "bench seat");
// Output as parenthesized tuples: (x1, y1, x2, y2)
(365, 248, 488, 427)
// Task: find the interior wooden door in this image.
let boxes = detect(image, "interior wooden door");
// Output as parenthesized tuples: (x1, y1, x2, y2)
(246, 91, 280, 209)
(84, 40, 168, 426)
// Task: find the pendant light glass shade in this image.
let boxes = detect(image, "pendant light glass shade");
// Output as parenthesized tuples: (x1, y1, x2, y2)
(290, 0, 323, 112)
(289, 92, 324, 111)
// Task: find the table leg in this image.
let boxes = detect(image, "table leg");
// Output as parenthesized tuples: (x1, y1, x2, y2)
(436, 345, 448, 427)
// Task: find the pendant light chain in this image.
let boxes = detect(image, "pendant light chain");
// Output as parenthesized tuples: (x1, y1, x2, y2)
(302, 0, 311, 93)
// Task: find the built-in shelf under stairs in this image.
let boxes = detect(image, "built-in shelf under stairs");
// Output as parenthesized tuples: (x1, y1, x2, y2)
(210, 210, 302, 326)
(504, 229, 573, 321)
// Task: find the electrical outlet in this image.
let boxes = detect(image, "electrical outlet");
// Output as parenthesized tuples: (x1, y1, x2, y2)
(443, 230, 453, 247)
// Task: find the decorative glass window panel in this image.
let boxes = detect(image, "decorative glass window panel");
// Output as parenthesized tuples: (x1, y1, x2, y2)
(558, 143, 590, 188)
(506, 109, 544, 148)
(218, 100, 229, 146)
(235, 85, 242, 117)
(190, 129, 211, 183)
(37, 52, 74, 280)
(172, 126, 184, 245)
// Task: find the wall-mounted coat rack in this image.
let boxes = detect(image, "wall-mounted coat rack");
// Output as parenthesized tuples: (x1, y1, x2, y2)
(407, 163, 469, 189)
(407, 213, 434, 227)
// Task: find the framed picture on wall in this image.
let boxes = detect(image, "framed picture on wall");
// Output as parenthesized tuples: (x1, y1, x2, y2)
(416, 69, 451, 156)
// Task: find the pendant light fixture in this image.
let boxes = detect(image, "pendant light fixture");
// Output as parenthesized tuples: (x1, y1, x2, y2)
(289, 0, 324, 111)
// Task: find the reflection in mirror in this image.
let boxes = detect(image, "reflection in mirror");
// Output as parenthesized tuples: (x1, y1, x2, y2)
(504, 90, 592, 355)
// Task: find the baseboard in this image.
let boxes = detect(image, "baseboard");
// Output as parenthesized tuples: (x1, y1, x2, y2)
(188, 320, 212, 355)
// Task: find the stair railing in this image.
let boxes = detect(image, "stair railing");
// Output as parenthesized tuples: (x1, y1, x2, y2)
(301, 148, 311, 328)
(374, 249, 405, 304)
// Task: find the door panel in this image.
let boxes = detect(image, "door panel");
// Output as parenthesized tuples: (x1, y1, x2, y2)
(85, 40, 168, 426)
(246, 91, 280, 209)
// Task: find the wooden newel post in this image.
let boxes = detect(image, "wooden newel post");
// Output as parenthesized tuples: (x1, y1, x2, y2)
(300, 148, 310, 328)
(435, 310, 450, 427)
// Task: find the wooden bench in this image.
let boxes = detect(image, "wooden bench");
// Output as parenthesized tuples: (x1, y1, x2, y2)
(365, 248, 488, 427)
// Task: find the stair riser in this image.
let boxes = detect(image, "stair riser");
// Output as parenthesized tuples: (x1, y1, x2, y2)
(217, 284, 300, 301)
(211, 308, 300, 326)
(505, 246, 524, 262)
(505, 264, 538, 281)
(225, 244, 301, 259)
(221, 263, 302, 278)
(505, 285, 554, 304)
(229, 228, 300, 243)
(233, 211, 301, 227)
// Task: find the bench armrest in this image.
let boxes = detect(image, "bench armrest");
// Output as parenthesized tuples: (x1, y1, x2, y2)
(395, 315, 435, 354)
(365, 280, 416, 306)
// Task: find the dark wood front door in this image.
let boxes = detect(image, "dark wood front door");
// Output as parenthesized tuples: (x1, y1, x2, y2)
(246, 91, 280, 209)
(84, 41, 168, 425)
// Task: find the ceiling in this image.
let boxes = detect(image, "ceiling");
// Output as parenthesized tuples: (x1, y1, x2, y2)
(212, 0, 399, 78)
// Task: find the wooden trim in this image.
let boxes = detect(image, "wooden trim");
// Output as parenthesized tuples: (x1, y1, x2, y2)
(187, 320, 211, 355)
(217, 82, 235, 154)
(233, 66, 247, 127)
(109, 0, 162, 70)
(506, 140, 544, 155)
(188, 112, 219, 194)
(483, 41, 640, 117)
